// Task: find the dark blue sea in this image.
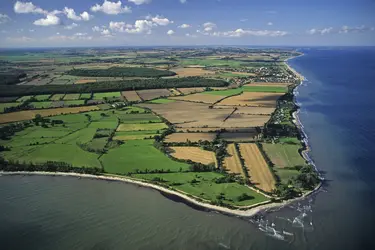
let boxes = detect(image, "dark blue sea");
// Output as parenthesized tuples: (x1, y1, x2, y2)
(0, 47, 374, 250)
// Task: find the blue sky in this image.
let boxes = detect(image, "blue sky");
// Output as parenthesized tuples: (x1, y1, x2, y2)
(0, 0, 374, 47)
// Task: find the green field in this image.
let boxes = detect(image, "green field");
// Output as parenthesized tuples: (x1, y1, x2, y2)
(262, 143, 307, 184)
(114, 130, 161, 140)
(100, 140, 190, 174)
(0, 103, 20, 113)
(50, 94, 65, 101)
(149, 98, 176, 104)
(117, 123, 168, 131)
(64, 100, 85, 106)
(79, 93, 92, 99)
(34, 94, 51, 101)
(63, 93, 81, 100)
(243, 86, 287, 93)
(133, 172, 269, 206)
(88, 121, 119, 130)
(204, 88, 243, 96)
(30, 101, 52, 109)
(16, 95, 34, 102)
(122, 106, 149, 114)
(93, 92, 121, 100)
(0, 144, 102, 168)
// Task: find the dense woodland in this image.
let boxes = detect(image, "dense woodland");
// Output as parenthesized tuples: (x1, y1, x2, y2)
(67, 67, 176, 78)
(0, 71, 27, 85)
(0, 77, 229, 97)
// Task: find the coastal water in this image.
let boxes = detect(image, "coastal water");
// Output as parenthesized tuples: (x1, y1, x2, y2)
(1, 47, 375, 250)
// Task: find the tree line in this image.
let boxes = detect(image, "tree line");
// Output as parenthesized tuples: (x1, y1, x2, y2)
(67, 67, 176, 78)
(0, 77, 229, 97)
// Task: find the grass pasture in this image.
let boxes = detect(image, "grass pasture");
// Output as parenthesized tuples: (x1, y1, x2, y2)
(50, 94, 65, 101)
(63, 93, 81, 100)
(261, 143, 306, 168)
(0, 103, 20, 113)
(133, 172, 269, 206)
(113, 130, 160, 140)
(204, 88, 243, 96)
(34, 95, 51, 101)
(243, 85, 287, 93)
(93, 92, 121, 100)
(116, 113, 161, 123)
(100, 140, 190, 174)
(64, 100, 85, 106)
(30, 102, 52, 109)
(80, 93, 92, 99)
(16, 96, 34, 102)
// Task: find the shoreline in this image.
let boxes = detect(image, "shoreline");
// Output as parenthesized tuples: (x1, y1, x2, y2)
(0, 170, 322, 217)
(0, 53, 322, 218)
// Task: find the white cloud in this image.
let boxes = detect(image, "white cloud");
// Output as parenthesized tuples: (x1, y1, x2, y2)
(178, 24, 191, 29)
(150, 15, 173, 26)
(240, 18, 248, 22)
(63, 7, 93, 21)
(267, 22, 273, 26)
(29, 29, 35, 32)
(7, 36, 35, 42)
(126, 20, 155, 34)
(205, 28, 288, 37)
(339, 25, 374, 34)
(203, 22, 216, 32)
(64, 23, 78, 30)
(0, 14, 11, 24)
(101, 29, 111, 36)
(167, 30, 174, 35)
(128, 0, 152, 5)
(109, 21, 132, 32)
(307, 27, 333, 35)
(91, 0, 131, 15)
(33, 14, 61, 26)
(14, 1, 47, 15)
(92, 26, 101, 32)
(180, 0, 187, 3)
(48, 34, 93, 41)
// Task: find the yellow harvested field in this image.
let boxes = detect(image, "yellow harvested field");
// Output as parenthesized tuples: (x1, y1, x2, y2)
(165, 133, 216, 143)
(171, 67, 215, 77)
(169, 88, 182, 96)
(116, 123, 168, 131)
(223, 114, 270, 127)
(176, 88, 206, 95)
(220, 132, 259, 142)
(217, 92, 283, 108)
(234, 107, 275, 115)
(169, 146, 217, 166)
(244, 82, 292, 87)
(224, 144, 245, 176)
(169, 93, 226, 104)
(136, 89, 172, 101)
(0, 106, 99, 124)
(238, 143, 276, 193)
(121, 91, 141, 102)
(75, 79, 97, 84)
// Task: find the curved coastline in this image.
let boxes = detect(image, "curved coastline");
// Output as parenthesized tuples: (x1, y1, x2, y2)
(0, 54, 322, 217)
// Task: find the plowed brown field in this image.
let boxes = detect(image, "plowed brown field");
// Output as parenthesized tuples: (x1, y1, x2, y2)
(217, 92, 283, 108)
(177, 88, 205, 95)
(169, 146, 217, 166)
(121, 91, 141, 102)
(169, 93, 226, 104)
(165, 133, 217, 143)
(137, 89, 172, 101)
(0, 106, 99, 124)
(223, 144, 244, 176)
(238, 143, 276, 192)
